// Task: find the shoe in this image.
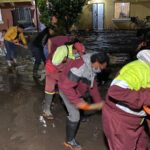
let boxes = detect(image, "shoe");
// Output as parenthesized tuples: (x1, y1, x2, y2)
(42, 112, 54, 120)
(64, 139, 82, 150)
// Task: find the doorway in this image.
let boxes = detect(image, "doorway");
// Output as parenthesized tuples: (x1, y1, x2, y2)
(92, 3, 104, 30)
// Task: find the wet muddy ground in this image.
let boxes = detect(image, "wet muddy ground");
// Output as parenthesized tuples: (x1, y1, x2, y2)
(0, 30, 149, 150)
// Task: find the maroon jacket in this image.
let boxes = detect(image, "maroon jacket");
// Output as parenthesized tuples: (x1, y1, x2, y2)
(59, 54, 103, 106)
(105, 85, 150, 117)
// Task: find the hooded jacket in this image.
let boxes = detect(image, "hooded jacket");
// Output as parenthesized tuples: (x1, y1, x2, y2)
(106, 49, 150, 117)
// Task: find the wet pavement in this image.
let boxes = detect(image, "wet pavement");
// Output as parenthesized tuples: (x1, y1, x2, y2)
(0, 30, 148, 150)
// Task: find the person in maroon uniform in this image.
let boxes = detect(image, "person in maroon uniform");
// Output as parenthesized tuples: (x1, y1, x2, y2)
(59, 52, 109, 150)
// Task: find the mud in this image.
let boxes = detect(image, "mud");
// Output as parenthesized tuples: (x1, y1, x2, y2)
(0, 30, 149, 150)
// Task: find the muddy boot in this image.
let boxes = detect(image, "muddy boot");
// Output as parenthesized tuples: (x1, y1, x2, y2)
(42, 93, 54, 120)
(7, 60, 13, 73)
(33, 63, 40, 78)
(64, 119, 82, 150)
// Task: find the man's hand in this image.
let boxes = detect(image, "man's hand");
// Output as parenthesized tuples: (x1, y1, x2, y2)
(77, 101, 90, 110)
(143, 105, 150, 115)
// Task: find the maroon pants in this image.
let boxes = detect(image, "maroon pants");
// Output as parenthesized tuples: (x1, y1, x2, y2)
(45, 71, 59, 93)
(102, 104, 149, 150)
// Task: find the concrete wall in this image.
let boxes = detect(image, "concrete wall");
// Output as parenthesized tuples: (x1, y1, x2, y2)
(0, 9, 13, 30)
(131, 2, 150, 18)
(78, 0, 150, 30)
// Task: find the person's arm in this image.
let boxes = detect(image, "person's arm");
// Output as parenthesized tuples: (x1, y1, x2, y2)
(19, 33, 27, 47)
(48, 39, 52, 54)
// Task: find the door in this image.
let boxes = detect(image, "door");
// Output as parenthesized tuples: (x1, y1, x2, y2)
(92, 3, 104, 30)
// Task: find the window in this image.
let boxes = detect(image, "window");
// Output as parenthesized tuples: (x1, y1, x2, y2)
(12, 7, 33, 27)
(114, 3, 130, 19)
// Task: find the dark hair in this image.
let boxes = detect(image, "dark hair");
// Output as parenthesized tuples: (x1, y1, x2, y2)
(65, 38, 81, 45)
(145, 31, 150, 43)
(139, 31, 150, 50)
(17, 24, 25, 29)
(91, 52, 109, 64)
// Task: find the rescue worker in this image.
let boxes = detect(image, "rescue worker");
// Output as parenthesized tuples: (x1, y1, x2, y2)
(42, 40, 85, 120)
(102, 49, 150, 150)
(42, 35, 73, 119)
(4, 24, 27, 68)
(58, 52, 109, 150)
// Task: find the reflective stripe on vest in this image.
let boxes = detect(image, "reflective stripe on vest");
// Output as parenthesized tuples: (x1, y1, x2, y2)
(111, 60, 150, 116)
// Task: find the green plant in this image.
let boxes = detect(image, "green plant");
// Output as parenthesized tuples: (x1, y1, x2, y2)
(37, 0, 50, 26)
(37, 0, 86, 33)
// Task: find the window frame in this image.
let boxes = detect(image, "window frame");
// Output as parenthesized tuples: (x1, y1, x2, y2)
(113, 2, 131, 22)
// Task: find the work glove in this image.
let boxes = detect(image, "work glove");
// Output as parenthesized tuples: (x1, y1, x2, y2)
(143, 105, 150, 115)
(88, 102, 104, 110)
(77, 101, 104, 111)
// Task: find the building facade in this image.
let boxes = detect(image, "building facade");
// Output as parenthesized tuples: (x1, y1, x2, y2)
(78, 0, 150, 30)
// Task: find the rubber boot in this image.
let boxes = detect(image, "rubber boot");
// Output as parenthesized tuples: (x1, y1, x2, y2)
(42, 93, 54, 120)
(64, 119, 82, 150)
(33, 63, 40, 78)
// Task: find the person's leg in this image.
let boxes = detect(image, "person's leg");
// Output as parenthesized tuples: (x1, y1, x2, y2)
(136, 125, 149, 150)
(10, 43, 17, 66)
(102, 104, 145, 150)
(42, 93, 54, 119)
(4, 41, 12, 67)
(32, 47, 42, 78)
(59, 90, 82, 150)
(43, 73, 58, 119)
(40, 49, 46, 64)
